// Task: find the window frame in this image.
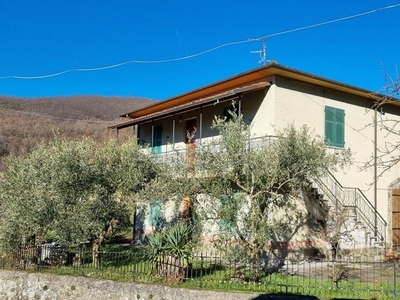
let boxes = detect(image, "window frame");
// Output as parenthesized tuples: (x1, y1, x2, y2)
(325, 106, 345, 148)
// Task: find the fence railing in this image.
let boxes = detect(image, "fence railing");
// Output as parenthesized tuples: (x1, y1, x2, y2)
(1, 245, 399, 299)
(314, 171, 387, 244)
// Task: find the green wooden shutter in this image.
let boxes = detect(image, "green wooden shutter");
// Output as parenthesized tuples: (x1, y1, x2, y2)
(335, 109, 345, 147)
(150, 200, 161, 227)
(325, 106, 335, 146)
(219, 192, 239, 232)
(152, 125, 162, 154)
(325, 106, 344, 148)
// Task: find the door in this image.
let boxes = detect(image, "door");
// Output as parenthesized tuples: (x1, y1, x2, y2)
(185, 119, 197, 165)
(152, 125, 162, 154)
(185, 119, 197, 144)
(392, 189, 400, 251)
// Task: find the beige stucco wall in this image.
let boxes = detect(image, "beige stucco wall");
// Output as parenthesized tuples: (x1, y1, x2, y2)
(263, 76, 400, 245)
(135, 76, 400, 246)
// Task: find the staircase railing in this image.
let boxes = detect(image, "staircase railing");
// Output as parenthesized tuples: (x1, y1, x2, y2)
(313, 171, 386, 244)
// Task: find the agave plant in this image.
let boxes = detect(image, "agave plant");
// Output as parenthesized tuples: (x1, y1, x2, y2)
(146, 230, 166, 263)
(145, 223, 196, 281)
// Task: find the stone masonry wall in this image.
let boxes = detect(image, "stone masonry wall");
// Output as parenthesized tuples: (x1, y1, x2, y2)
(0, 270, 263, 300)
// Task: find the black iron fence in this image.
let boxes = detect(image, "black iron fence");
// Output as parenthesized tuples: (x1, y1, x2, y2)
(1, 245, 399, 299)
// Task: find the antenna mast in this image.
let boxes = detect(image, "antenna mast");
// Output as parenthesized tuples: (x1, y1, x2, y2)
(251, 38, 268, 65)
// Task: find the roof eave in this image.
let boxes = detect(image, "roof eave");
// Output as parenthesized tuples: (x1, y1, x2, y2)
(115, 62, 400, 127)
(110, 81, 270, 129)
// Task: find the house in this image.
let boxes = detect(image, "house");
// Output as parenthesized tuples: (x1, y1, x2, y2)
(111, 62, 400, 253)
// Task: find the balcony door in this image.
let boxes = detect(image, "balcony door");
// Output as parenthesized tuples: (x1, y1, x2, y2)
(185, 119, 197, 164)
(152, 125, 162, 154)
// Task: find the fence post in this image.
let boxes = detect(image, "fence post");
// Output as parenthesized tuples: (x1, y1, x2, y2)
(200, 252, 204, 289)
(394, 260, 398, 300)
(285, 255, 288, 294)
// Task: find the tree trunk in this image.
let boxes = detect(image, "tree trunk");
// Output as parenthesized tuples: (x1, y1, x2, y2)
(91, 218, 118, 267)
(249, 247, 263, 282)
(158, 255, 187, 282)
(132, 204, 137, 242)
(92, 242, 101, 268)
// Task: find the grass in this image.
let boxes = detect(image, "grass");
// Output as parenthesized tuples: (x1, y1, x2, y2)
(179, 264, 398, 300)
(2, 247, 399, 300)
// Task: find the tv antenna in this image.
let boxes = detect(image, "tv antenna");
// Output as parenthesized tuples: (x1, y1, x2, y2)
(251, 38, 268, 65)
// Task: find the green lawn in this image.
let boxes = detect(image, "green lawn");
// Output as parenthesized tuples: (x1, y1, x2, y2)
(2, 246, 398, 300)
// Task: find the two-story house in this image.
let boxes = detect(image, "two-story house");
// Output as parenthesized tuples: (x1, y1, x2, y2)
(111, 62, 400, 252)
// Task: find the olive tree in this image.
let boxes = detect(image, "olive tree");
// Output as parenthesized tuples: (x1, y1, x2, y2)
(0, 138, 159, 265)
(164, 111, 350, 280)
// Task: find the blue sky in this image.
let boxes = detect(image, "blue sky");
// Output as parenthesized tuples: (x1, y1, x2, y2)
(0, 0, 399, 100)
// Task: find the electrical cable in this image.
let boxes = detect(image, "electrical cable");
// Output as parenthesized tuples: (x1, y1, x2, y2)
(0, 3, 399, 80)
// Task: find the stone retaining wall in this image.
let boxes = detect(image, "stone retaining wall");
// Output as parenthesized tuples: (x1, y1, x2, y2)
(0, 270, 263, 300)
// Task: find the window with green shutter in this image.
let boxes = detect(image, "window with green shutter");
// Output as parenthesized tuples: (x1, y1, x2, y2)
(325, 106, 345, 148)
(150, 200, 162, 228)
(151, 125, 162, 154)
(219, 192, 239, 232)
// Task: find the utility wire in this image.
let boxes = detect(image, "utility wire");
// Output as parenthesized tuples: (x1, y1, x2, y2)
(0, 40, 250, 80)
(253, 4, 400, 40)
(0, 3, 399, 80)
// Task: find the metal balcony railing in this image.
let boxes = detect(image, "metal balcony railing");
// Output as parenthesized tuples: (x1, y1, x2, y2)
(143, 135, 277, 165)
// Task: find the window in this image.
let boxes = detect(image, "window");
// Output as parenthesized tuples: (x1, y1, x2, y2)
(325, 106, 345, 148)
(152, 125, 162, 154)
(219, 192, 239, 232)
(223, 105, 237, 122)
(150, 200, 162, 228)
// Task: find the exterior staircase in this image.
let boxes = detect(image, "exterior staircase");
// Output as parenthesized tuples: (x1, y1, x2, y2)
(312, 171, 387, 249)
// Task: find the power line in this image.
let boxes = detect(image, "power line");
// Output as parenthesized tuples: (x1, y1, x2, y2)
(1, 3, 399, 80)
(0, 39, 250, 80)
(253, 4, 400, 40)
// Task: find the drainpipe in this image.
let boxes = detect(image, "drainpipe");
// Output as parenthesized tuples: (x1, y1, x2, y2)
(374, 107, 378, 239)
(238, 94, 242, 116)
(151, 122, 154, 148)
(199, 107, 203, 145)
(172, 115, 176, 149)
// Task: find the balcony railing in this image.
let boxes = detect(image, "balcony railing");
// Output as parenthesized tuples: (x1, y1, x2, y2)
(144, 135, 277, 165)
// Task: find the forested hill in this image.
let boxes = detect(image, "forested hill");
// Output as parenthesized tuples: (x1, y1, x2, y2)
(0, 95, 155, 166)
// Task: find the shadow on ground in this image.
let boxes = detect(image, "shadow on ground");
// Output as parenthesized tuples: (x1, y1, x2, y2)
(251, 295, 367, 300)
(250, 294, 320, 300)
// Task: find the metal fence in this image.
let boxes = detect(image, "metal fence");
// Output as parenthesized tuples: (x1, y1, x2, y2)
(1, 245, 399, 299)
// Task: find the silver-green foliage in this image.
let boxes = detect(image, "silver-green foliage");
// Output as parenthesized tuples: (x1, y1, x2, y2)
(0, 138, 159, 252)
(170, 110, 351, 278)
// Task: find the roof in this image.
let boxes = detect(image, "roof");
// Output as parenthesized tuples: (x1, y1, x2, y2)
(111, 62, 398, 129)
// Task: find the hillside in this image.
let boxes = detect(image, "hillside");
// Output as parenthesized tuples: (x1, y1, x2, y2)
(0, 95, 155, 168)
